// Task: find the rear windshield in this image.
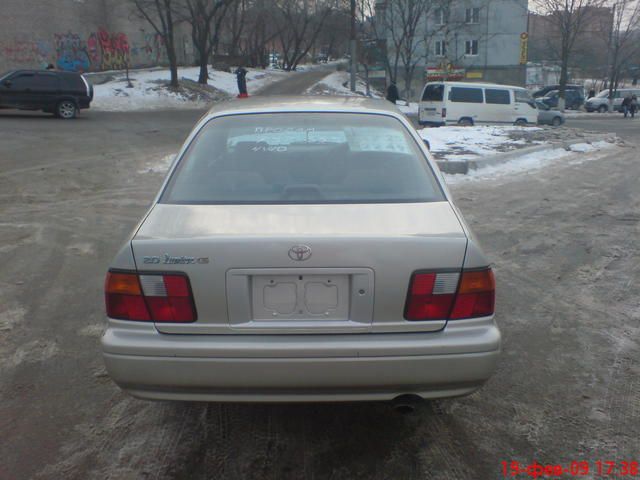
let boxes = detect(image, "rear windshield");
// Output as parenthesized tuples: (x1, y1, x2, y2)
(160, 113, 444, 204)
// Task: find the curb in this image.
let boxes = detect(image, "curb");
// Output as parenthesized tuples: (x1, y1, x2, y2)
(436, 133, 617, 175)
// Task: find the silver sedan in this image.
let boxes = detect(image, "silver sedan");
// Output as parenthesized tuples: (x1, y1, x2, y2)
(536, 100, 565, 126)
(101, 96, 501, 403)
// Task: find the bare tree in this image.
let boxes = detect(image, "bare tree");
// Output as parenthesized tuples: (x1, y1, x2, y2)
(132, 0, 181, 87)
(272, 0, 333, 71)
(535, 0, 606, 109)
(183, 0, 233, 83)
(373, 0, 441, 97)
(605, 0, 640, 106)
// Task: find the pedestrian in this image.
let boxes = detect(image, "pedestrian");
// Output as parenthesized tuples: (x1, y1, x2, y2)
(621, 94, 631, 117)
(386, 82, 399, 104)
(235, 66, 248, 98)
(630, 95, 638, 118)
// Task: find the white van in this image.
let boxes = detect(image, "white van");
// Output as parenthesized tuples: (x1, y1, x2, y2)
(418, 81, 538, 126)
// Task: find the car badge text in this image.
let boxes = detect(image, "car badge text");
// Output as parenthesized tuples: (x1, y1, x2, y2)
(143, 254, 209, 265)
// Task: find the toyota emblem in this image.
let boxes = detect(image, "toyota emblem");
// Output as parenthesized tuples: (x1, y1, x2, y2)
(288, 245, 312, 261)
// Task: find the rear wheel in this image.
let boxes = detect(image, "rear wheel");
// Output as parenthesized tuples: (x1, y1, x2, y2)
(598, 105, 608, 113)
(551, 116, 562, 126)
(457, 117, 473, 126)
(514, 118, 527, 126)
(56, 100, 77, 119)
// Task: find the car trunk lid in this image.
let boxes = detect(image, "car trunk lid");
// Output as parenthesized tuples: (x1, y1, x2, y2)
(132, 202, 467, 334)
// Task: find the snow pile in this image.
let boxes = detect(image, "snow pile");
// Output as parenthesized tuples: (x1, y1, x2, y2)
(420, 125, 541, 161)
(92, 67, 288, 111)
(306, 71, 383, 98)
(398, 102, 419, 115)
(444, 140, 615, 184)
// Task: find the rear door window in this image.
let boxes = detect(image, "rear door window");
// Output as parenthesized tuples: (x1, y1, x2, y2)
(161, 113, 445, 204)
(449, 87, 483, 103)
(485, 89, 510, 105)
(33, 73, 60, 91)
(422, 84, 444, 101)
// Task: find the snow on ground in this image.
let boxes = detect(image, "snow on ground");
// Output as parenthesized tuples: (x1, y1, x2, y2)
(419, 125, 542, 161)
(398, 102, 419, 115)
(306, 71, 383, 98)
(443, 140, 615, 184)
(92, 67, 288, 111)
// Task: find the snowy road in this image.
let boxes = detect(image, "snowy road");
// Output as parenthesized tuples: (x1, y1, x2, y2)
(1, 110, 638, 479)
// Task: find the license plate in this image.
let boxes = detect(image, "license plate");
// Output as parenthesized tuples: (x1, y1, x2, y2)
(251, 274, 349, 320)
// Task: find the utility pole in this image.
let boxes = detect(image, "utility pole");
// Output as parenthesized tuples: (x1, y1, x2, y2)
(350, 0, 357, 91)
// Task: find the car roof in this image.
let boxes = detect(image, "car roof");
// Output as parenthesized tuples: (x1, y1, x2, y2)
(7, 69, 81, 77)
(427, 81, 525, 90)
(204, 95, 404, 117)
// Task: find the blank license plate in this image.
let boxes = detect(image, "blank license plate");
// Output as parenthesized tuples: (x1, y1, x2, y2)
(251, 274, 349, 320)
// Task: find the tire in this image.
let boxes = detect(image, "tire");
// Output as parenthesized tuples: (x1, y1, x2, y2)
(458, 117, 473, 126)
(56, 100, 77, 119)
(514, 118, 527, 126)
(552, 116, 562, 126)
(598, 105, 608, 113)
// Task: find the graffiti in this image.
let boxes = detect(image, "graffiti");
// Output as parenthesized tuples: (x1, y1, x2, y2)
(1, 40, 52, 65)
(97, 28, 130, 70)
(87, 33, 100, 66)
(2, 29, 163, 73)
(54, 32, 90, 72)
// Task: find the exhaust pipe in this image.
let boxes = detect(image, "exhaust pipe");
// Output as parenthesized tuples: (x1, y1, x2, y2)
(391, 394, 424, 414)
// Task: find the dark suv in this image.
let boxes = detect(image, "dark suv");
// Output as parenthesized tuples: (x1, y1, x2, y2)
(0, 69, 93, 119)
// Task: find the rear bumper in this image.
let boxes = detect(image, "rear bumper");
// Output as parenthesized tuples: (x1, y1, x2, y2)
(418, 120, 445, 127)
(102, 317, 501, 402)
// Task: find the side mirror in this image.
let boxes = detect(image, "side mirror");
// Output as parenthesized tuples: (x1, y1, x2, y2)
(423, 139, 431, 150)
(2, 79, 11, 88)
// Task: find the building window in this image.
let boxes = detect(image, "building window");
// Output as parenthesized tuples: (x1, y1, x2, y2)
(434, 40, 446, 57)
(465, 40, 479, 56)
(466, 7, 480, 24)
(435, 8, 445, 25)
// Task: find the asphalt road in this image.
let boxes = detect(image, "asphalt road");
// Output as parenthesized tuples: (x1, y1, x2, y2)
(566, 115, 639, 142)
(1, 89, 639, 479)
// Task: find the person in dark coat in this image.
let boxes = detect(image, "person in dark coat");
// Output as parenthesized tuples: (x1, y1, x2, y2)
(235, 66, 248, 97)
(386, 82, 400, 104)
(630, 94, 638, 118)
(622, 94, 632, 117)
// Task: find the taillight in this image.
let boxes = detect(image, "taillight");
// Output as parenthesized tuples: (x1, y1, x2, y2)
(105, 271, 196, 322)
(404, 272, 458, 320)
(449, 269, 495, 319)
(404, 268, 494, 321)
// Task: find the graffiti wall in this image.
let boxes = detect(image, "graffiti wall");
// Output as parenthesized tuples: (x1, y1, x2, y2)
(0, 28, 167, 72)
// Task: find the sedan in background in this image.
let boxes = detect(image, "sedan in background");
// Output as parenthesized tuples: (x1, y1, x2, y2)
(102, 96, 501, 403)
(536, 100, 564, 126)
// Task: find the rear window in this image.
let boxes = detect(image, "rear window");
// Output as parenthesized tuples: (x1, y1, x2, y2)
(422, 84, 444, 101)
(485, 89, 510, 104)
(161, 113, 444, 204)
(450, 87, 483, 103)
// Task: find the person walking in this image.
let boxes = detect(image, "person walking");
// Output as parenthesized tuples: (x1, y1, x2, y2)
(630, 95, 638, 118)
(386, 82, 399, 104)
(621, 94, 631, 117)
(235, 66, 248, 98)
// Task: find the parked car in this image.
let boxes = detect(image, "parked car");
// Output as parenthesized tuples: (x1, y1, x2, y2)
(584, 88, 640, 113)
(535, 100, 564, 126)
(0, 69, 92, 118)
(102, 96, 501, 403)
(540, 89, 584, 110)
(418, 81, 537, 126)
(532, 84, 585, 99)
